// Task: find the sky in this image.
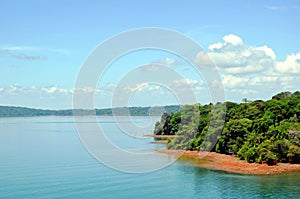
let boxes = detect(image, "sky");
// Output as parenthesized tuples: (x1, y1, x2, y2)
(0, 0, 300, 109)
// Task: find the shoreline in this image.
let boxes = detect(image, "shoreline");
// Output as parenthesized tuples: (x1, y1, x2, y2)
(156, 150, 300, 175)
(144, 134, 177, 139)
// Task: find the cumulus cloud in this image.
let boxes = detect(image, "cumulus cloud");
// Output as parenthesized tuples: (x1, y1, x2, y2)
(194, 33, 300, 101)
(207, 34, 300, 77)
(206, 34, 276, 74)
(220, 74, 298, 95)
(221, 75, 248, 88)
(275, 52, 300, 74)
(255, 45, 276, 60)
(223, 34, 243, 46)
(1, 34, 300, 107)
(169, 78, 204, 92)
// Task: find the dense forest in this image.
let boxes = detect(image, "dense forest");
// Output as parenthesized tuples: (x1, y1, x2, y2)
(0, 105, 180, 117)
(154, 91, 300, 165)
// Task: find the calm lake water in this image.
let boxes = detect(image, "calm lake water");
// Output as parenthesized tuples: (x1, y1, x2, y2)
(0, 116, 300, 199)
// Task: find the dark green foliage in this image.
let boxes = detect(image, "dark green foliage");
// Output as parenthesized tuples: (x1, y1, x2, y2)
(154, 112, 182, 135)
(154, 91, 300, 165)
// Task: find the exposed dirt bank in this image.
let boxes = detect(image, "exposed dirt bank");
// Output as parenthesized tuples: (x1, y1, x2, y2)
(156, 150, 300, 175)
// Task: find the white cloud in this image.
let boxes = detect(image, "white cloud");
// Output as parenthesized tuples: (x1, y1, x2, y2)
(148, 85, 161, 91)
(42, 86, 71, 94)
(8, 84, 23, 92)
(152, 57, 183, 67)
(170, 78, 204, 92)
(0, 85, 73, 109)
(1, 34, 300, 108)
(119, 78, 204, 97)
(255, 45, 276, 60)
(221, 75, 249, 88)
(207, 34, 276, 74)
(219, 72, 299, 101)
(73, 87, 102, 94)
(208, 42, 223, 51)
(120, 82, 167, 95)
(172, 78, 197, 86)
(223, 34, 243, 46)
(230, 88, 257, 95)
(0, 85, 73, 95)
(0, 85, 115, 109)
(210, 79, 223, 89)
(223, 65, 264, 74)
(135, 82, 149, 91)
(221, 74, 295, 89)
(275, 52, 300, 74)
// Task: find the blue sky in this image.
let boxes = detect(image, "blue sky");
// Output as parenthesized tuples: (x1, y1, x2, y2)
(0, 0, 300, 109)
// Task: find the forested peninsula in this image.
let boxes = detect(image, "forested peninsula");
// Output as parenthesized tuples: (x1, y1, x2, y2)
(154, 91, 300, 166)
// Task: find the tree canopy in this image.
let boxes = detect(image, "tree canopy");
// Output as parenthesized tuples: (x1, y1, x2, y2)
(154, 91, 300, 165)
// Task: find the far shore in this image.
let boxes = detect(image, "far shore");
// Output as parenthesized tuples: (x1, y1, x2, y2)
(156, 150, 300, 175)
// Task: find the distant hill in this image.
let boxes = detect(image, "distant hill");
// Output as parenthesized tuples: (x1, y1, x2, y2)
(0, 105, 180, 117)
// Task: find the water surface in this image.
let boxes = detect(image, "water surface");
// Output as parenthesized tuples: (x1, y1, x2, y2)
(0, 117, 299, 198)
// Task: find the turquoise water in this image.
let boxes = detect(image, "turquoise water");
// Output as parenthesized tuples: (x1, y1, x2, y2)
(0, 117, 300, 199)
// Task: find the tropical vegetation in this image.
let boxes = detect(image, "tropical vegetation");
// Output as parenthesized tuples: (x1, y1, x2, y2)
(154, 91, 300, 165)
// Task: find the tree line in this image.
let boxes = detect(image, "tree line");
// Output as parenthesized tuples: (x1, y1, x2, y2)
(0, 105, 180, 117)
(154, 91, 300, 165)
